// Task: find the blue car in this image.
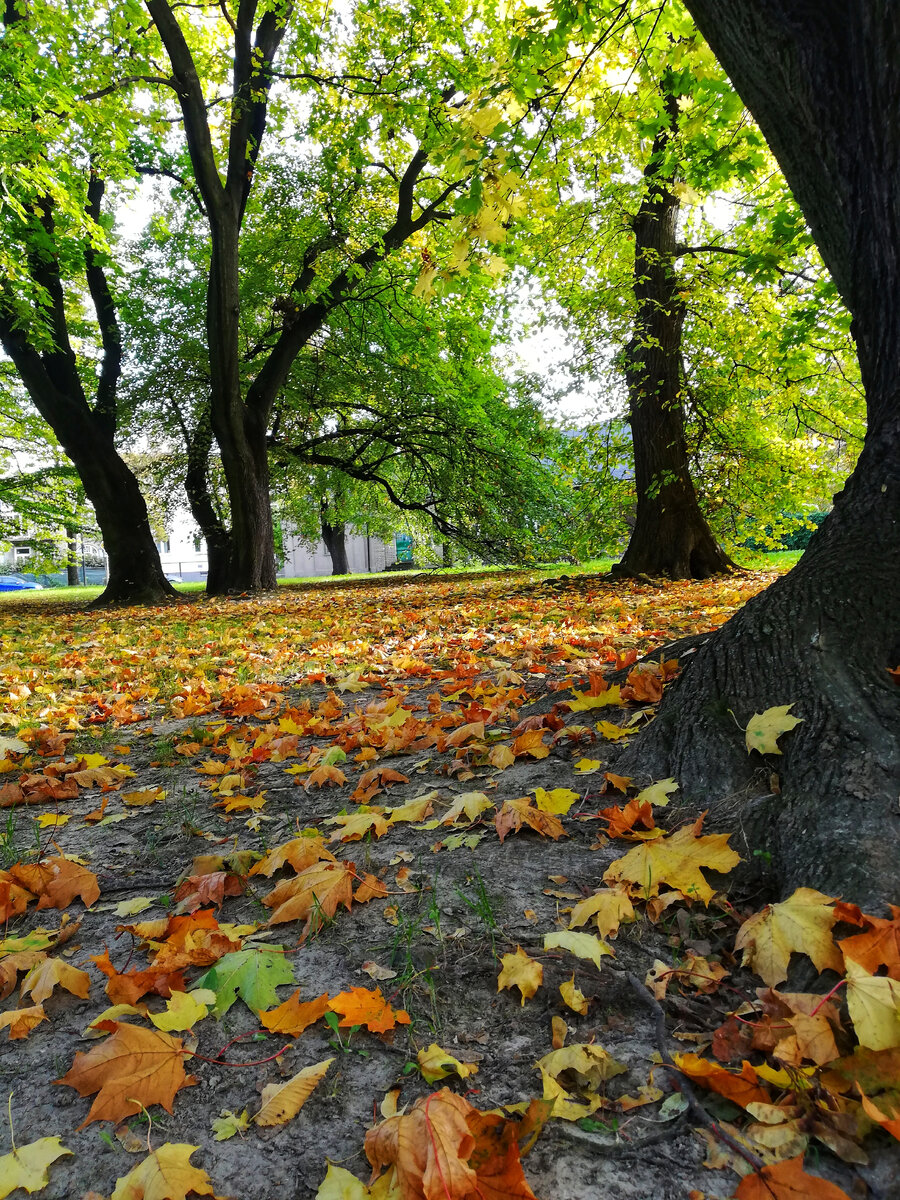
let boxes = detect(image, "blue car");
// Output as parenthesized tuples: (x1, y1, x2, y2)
(0, 574, 44, 591)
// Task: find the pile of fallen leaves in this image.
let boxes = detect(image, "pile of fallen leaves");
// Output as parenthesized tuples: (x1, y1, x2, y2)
(0, 568, 896, 1200)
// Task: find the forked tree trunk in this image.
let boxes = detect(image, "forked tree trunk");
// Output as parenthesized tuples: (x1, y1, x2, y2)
(616, 84, 734, 580)
(630, 2, 900, 907)
(321, 516, 349, 575)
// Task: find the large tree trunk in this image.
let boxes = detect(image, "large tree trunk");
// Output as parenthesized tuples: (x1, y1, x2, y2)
(183, 406, 233, 594)
(321, 516, 350, 575)
(615, 84, 734, 580)
(64, 524, 79, 587)
(630, 2, 900, 908)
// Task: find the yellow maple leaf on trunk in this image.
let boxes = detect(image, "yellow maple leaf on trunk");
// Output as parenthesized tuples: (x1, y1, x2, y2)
(603, 818, 740, 904)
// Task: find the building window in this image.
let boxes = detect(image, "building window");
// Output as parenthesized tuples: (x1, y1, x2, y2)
(14, 545, 31, 560)
(156, 538, 170, 554)
(193, 536, 203, 553)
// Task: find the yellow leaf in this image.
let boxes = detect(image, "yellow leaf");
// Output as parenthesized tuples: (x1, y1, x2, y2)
(488, 744, 515, 770)
(536, 1043, 627, 1089)
(148, 989, 217, 1033)
(533, 787, 579, 815)
(845, 960, 900, 1049)
(543, 930, 614, 972)
(114, 897, 155, 918)
(559, 975, 589, 1015)
(314, 1163, 374, 1199)
(122, 787, 166, 807)
(441, 791, 494, 824)
(567, 685, 622, 712)
(36, 813, 70, 828)
(537, 1069, 603, 1121)
(604, 820, 740, 904)
(497, 946, 543, 1005)
(326, 810, 390, 842)
(745, 704, 803, 755)
(569, 889, 634, 938)
(573, 758, 602, 774)
(110, 1143, 214, 1200)
(211, 1108, 250, 1141)
(595, 721, 631, 741)
(21, 958, 91, 1004)
(635, 778, 679, 806)
(0, 1137, 71, 1199)
(0, 1003, 48, 1040)
(253, 1058, 333, 1127)
(466, 103, 503, 136)
(734, 887, 843, 986)
(416, 1043, 479, 1083)
(384, 795, 434, 825)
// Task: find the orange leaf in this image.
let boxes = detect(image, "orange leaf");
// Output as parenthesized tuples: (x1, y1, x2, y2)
(248, 836, 336, 877)
(838, 904, 900, 979)
(263, 861, 355, 928)
(327, 986, 411, 1033)
(731, 1155, 852, 1199)
(511, 730, 549, 759)
(56, 1020, 196, 1128)
(91, 949, 186, 1007)
(495, 796, 565, 843)
(10, 856, 100, 910)
(0, 1002, 48, 1040)
(354, 873, 389, 903)
(599, 798, 656, 838)
(672, 1053, 770, 1109)
(259, 989, 330, 1036)
(366, 1087, 477, 1198)
(173, 870, 244, 914)
(304, 764, 348, 790)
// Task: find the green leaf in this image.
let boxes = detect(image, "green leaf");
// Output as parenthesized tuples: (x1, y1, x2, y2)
(193, 947, 294, 1018)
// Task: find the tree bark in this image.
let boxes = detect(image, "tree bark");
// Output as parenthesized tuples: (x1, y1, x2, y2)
(615, 84, 734, 580)
(321, 515, 350, 575)
(183, 407, 233, 593)
(628, 2, 900, 908)
(64, 524, 79, 587)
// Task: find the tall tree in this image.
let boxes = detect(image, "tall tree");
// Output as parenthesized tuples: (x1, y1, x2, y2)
(142, 0, 532, 593)
(626, 1, 900, 904)
(0, 4, 176, 605)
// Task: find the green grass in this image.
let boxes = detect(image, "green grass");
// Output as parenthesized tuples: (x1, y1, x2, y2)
(0, 551, 800, 609)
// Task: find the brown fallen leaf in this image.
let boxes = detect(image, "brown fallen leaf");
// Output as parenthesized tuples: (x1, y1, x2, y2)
(263, 861, 355, 928)
(9, 856, 100, 910)
(495, 796, 565, 843)
(57, 1020, 197, 1128)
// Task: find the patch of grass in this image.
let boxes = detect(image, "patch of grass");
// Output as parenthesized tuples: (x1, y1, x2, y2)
(0, 812, 41, 867)
(455, 866, 500, 955)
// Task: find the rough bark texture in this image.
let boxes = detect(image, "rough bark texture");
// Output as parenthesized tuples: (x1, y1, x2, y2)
(616, 86, 734, 581)
(321, 517, 350, 575)
(630, 2, 900, 908)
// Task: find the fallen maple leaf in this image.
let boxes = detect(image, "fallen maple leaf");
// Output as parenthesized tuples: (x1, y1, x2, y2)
(259, 989, 330, 1035)
(672, 1052, 770, 1109)
(497, 946, 543, 1006)
(536, 1042, 627, 1089)
(735, 887, 843, 986)
(57, 1020, 197, 1128)
(532, 786, 579, 815)
(327, 987, 410, 1033)
(511, 729, 550, 759)
(0, 1137, 71, 1198)
(326, 809, 390, 842)
(731, 1154, 852, 1199)
(603, 818, 740, 904)
(844, 959, 900, 1049)
(569, 888, 634, 938)
(253, 1058, 333, 1127)
(21, 957, 91, 1004)
(559, 975, 589, 1015)
(193, 947, 294, 1018)
(248, 834, 337, 877)
(838, 904, 900, 979)
(148, 989, 217, 1033)
(10, 856, 100, 910)
(0, 1002, 48, 1040)
(263, 861, 355, 927)
(858, 1090, 900, 1142)
(495, 796, 565, 843)
(109, 1142, 214, 1200)
(91, 949, 187, 1007)
(744, 704, 803, 755)
(543, 930, 614, 972)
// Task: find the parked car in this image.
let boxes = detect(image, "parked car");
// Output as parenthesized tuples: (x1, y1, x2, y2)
(0, 574, 44, 591)
(165, 574, 183, 584)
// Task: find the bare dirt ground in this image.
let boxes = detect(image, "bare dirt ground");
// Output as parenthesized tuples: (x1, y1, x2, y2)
(0, 570, 895, 1200)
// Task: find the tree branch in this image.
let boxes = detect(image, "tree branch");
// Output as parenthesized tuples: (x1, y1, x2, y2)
(84, 171, 123, 436)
